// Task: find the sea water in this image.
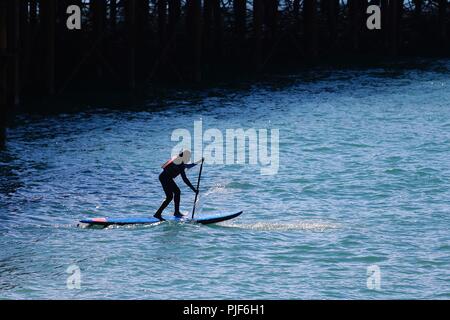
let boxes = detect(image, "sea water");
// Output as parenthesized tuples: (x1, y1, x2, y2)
(0, 60, 449, 299)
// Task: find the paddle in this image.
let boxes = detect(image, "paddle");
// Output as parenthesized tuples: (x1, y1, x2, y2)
(191, 157, 204, 219)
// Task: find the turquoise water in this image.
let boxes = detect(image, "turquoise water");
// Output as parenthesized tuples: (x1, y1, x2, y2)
(1, 61, 450, 299)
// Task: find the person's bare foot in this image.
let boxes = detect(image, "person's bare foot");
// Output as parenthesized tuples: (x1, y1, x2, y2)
(153, 213, 165, 221)
(173, 212, 185, 218)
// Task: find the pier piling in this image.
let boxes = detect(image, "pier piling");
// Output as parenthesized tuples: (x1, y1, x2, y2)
(41, 0, 56, 95)
(253, 0, 264, 70)
(304, 0, 318, 59)
(0, 0, 7, 148)
(126, 0, 137, 89)
(0, 0, 448, 147)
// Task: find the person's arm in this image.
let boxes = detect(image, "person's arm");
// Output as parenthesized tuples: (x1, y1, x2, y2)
(184, 158, 203, 169)
(181, 169, 197, 193)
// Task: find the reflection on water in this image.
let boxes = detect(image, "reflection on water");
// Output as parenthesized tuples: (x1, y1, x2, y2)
(0, 152, 23, 196)
(219, 221, 339, 232)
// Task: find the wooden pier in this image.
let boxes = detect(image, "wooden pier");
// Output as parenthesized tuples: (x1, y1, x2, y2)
(0, 0, 449, 147)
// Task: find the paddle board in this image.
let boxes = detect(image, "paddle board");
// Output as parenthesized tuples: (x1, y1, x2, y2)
(79, 211, 242, 227)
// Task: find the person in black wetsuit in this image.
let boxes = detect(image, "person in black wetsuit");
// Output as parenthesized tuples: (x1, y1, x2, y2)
(154, 150, 199, 220)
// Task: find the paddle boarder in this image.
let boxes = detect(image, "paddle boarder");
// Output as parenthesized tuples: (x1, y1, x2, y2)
(154, 150, 200, 220)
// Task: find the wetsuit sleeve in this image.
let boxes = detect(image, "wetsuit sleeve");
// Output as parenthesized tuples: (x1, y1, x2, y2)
(181, 169, 196, 192)
(184, 163, 197, 169)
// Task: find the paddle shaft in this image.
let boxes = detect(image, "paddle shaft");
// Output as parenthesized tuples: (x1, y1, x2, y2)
(191, 158, 204, 219)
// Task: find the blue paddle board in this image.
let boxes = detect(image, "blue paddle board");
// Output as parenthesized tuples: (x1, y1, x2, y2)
(79, 211, 242, 227)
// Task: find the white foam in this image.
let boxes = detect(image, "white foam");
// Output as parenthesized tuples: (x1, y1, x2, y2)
(219, 220, 339, 232)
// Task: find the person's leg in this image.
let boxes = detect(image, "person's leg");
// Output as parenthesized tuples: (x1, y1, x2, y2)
(154, 174, 174, 219)
(172, 182, 182, 217)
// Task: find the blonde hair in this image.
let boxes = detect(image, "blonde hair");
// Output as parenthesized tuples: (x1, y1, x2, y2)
(162, 150, 191, 168)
